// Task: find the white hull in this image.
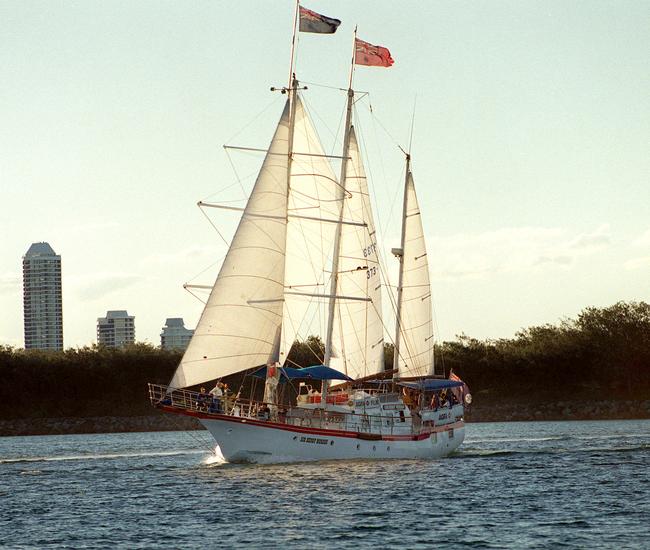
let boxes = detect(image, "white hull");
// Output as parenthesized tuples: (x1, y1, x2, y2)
(199, 415, 465, 464)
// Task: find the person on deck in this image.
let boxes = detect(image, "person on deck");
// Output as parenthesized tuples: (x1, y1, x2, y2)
(221, 383, 232, 413)
(197, 387, 209, 411)
(430, 392, 440, 410)
(209, 382, 223, 412)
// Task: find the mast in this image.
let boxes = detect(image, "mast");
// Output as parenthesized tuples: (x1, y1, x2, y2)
(267, 3, 301, 398)
(322, 29, 357, 403)
(392, 154, 411, 378)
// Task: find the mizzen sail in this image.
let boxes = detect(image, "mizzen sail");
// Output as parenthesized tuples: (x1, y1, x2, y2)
(396, 172, 434, 377)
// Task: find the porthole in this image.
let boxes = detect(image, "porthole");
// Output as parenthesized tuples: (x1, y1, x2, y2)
(356, 444, 360, 450)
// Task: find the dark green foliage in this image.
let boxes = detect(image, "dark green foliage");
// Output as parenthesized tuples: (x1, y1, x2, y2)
(0, 344, 182, 419)
(437, 301, 650, 403)
(0, 301, 648, 420)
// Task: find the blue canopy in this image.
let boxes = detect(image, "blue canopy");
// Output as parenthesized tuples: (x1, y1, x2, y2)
(251, 365, 353, 382)
(398, 379, 464, 391)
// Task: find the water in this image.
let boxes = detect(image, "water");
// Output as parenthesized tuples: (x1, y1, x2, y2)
(2, 420, 649, 549)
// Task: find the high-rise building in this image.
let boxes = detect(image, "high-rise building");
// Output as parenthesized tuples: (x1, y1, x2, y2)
(160, 318, 194, 350)
(23, 242, 63, 351)
(97, 310, 135, 348)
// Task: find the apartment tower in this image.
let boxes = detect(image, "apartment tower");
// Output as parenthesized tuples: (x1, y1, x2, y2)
(23, 242, 63, 350)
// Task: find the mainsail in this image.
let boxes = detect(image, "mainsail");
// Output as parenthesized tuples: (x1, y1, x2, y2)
(169, 101, 292, 389)
(395, 171, 434, 377)
(329, 127, 384, 379)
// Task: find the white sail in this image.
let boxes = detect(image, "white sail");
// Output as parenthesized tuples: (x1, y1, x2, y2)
(329, 127, 384, 379)
(279, 97, 340, 365)
(169, 101, 291, 389)
(397, 172, 434, 377)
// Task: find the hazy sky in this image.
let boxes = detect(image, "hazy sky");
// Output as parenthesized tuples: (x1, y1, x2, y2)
(1, 0, 649, 348)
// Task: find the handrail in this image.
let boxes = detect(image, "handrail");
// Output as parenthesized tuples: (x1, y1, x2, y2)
(148, 383, 463, 436)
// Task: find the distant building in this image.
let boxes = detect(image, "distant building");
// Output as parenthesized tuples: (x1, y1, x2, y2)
(97, 310, 135, 348)
(160, 318, 194, 350)
(23, 242, 63, 351)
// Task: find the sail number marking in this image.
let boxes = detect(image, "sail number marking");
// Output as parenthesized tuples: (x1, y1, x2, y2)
(362, 243, 377, 258)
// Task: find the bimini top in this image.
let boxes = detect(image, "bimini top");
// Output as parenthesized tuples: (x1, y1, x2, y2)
(252, 365, 353, 381)
(398, 379, 464, 391)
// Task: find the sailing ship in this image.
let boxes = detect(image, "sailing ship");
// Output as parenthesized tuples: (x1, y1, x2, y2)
(149, 5, 469, 463)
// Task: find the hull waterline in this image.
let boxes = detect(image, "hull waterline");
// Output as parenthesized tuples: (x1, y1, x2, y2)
(198, 415, 465, 464)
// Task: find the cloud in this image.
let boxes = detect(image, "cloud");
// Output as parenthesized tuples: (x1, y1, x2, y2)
(624, 256, 650, 271)
(75, 273, 145, 301)
(568, 224, 611, 251)
(429, 225, 611, 280)
(631, 229, 650, 248)
(0, 273, 20, 296)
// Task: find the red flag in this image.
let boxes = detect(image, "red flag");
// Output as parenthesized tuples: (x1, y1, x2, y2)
(355, 38, 394, 67)
(449, 370, 471, 405)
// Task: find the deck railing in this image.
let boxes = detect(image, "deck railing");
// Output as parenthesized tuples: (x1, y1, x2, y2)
(148, 383, 462, 436)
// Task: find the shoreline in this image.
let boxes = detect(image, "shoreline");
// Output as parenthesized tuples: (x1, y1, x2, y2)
(1, 400, 648, 437)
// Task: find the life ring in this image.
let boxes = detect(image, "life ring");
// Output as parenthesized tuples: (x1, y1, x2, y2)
(347, 400, 353, 407)
(464, 393, 473, 405)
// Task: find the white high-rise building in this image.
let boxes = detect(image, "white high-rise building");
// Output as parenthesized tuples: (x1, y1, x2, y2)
(160, 318, 194, 350)
(97, 310, 135, 348)
(23, 242, 63, 351)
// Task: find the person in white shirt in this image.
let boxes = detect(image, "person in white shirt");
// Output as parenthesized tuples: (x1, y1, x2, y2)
(209, 382, 223, 412)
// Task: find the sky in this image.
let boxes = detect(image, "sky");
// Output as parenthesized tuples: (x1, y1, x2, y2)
(1, 0, 649, 348)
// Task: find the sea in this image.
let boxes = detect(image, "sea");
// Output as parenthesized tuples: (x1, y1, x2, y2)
(2, 420, 649, 549)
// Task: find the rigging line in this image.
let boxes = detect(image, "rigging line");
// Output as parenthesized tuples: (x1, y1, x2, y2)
(302, 95, 343, 144)
(300, 80, 347, 92)
(301, 93, 343, 153)
(167, 413, 216, 455)
(199, 203, 230, 248)
(363, 92, 404, 152)
(431, 292, 445, 376)
(224, 145, 248, 199)
(185, 253, 227, 284)
(184, 286, 208, 305)
(224, 95, 283, 146)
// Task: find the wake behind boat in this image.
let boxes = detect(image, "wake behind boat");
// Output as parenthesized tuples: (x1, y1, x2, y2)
(149, 3, 471, 463)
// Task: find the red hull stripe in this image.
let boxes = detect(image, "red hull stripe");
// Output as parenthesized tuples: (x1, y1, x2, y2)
(160, 405, 464, 441)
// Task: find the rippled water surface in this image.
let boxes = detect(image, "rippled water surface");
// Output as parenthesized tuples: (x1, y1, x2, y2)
(2, 420, 649, 548)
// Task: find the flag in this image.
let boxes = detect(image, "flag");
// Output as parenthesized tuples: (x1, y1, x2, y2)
(355, 38, 394, 67)
(299, 6, 341, 34)
(449, 370, 471, 405)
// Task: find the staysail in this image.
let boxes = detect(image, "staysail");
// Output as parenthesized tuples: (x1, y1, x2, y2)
(279, 97, 341, 365)
(169, 101, 291, 389)
(396, 171, 434, 377)
(329, 127, 384, 379)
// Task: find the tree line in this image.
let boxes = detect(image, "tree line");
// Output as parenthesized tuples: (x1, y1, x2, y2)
(1, 301, 648, 419)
